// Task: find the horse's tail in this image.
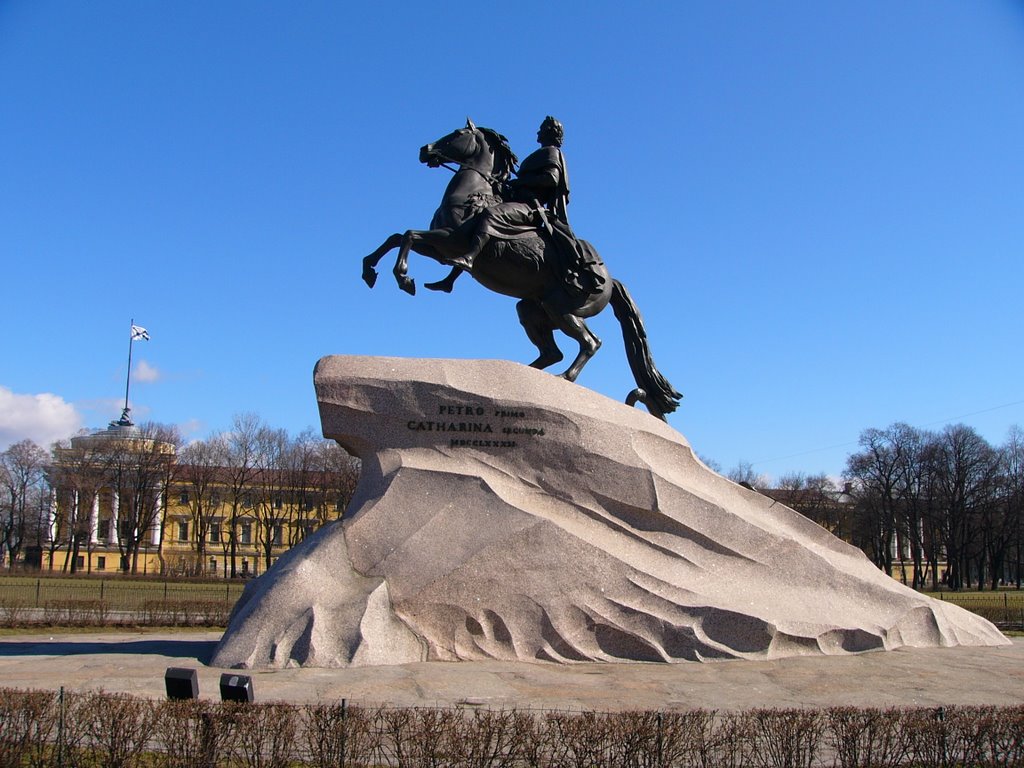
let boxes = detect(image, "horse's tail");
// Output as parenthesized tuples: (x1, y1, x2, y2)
(610, 279, 683, 420)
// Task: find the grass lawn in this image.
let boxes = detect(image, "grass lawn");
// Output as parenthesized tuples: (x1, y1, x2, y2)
(0, 624, 225, 637)
(917, 588, 1024, 626)
(0, 574, 245, 610)
(2, 575, 1021, 629)
(925, 589, 1024, 605)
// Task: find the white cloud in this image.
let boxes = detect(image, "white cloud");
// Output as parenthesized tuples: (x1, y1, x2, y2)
(134, 359, 160, 383)
(178, 418, 205, 438)
(0, 386, 82, 450)
(77, 397, 126, 417)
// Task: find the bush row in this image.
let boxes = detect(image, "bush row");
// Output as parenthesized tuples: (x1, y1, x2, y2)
(0, 598, 231, 628)
(1, 688, 1022, 767)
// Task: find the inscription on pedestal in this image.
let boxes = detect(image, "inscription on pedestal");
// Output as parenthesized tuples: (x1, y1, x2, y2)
(405, 402, 547, 449)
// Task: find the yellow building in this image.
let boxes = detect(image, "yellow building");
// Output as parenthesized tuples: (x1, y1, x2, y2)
(42, 420, 353, 578)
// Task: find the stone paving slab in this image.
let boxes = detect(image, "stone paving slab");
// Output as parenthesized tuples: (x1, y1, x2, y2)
(0, 631, 1021, 711)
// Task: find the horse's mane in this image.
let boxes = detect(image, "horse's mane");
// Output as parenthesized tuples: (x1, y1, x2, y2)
(479, 127, 518, 182)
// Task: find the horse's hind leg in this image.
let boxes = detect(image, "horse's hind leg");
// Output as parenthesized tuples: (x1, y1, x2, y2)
(547, 309, 602, 382)
(362, 233, 404, 288)
(517, 300, 563, 370)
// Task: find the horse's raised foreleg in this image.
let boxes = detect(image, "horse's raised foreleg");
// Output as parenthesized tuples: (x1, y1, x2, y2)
(391, 228, 465, 296)
(362, 233, 404, 288)
(393, 230, 419, 295)
(517, 299, 563, 369)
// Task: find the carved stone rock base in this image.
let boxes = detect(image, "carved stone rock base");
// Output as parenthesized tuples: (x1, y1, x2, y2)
(211, 356, 1007, 669)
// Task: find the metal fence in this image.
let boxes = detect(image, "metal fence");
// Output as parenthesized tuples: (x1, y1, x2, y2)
(933, 591, 1024, 629)
(1, 575, 1022, 629)
(0, 575, 246, 627)
(0, 575, 243, 607)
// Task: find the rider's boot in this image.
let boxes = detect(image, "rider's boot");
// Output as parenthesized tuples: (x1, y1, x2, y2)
(451, 232, 488, 270)
(424, 267, 462, 293)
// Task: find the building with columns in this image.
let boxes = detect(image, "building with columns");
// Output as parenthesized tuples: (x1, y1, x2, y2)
(40, 420, 355, 578)
(45, 418, 176, 574)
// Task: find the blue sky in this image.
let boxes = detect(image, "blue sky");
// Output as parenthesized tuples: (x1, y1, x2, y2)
(2, 1, 1023, 481)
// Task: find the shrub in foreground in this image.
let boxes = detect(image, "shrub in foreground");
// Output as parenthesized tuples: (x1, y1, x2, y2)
(1, 687, 1022, 767)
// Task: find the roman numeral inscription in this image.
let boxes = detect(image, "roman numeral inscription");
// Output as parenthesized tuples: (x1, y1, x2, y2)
(405, 402, 547, 449)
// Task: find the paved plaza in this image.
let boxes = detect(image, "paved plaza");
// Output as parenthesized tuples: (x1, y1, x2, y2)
(0, 630, 1022, 710)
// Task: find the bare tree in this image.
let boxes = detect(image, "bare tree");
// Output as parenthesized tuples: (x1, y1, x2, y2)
(925, 424, 1000, 590)
(283, 429, 322, 547)
(48, 435, 107, 573)
(890, 426, 936, 589)
(252, 425, 290, 571)
(106, 422, 181, 574)
(983, 426, 1024, 589)
(771, 472, 840, 531)
(845, 426, 907, 576)
(314, 439, 360, 527)
(698, 455, 722, 473)
(177, 436, 228, 575)
(727, 461, 767, 491)
(0, 440, 49, 568)
(1002, 426, 1024, 588)
(223, 413, 262, 577)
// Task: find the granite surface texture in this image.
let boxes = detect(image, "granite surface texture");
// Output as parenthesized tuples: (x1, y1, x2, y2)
(211, 356, 1008, 669)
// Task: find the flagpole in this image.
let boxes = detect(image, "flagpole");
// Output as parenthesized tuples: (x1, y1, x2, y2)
(122, 318, 135, 425)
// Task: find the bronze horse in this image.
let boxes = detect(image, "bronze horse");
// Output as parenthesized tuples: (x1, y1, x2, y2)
(361, 120, 681, 420)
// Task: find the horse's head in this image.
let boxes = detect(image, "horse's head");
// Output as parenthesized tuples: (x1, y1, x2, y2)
(420, 118, 484, 168)
(419, 119, 517, 181)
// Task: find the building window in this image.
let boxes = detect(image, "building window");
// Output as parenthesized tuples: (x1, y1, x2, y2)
(272, 524, 283, 546)
(177, 521, 189, 542)
(274, 496, 283, 510)
(209, 521, 221, 543)
(240, 523, 252, 545)
(209, 558, 217, 574)
(96, 556, 106, 571)
(119, 520, 131, 538)
(211, 492, 221, 506)
(179, 490, 189, 505)
(75, 556, 85, 569)
(97, 520, 110, 540)
(241, 558, 250, 576)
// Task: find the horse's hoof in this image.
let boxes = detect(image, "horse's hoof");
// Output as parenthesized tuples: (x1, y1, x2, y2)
(362, 267, 378, 288)
(398, 276, 416, 296)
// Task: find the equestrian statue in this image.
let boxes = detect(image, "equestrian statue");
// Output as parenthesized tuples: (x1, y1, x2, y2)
(361, 117, 682, 421)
